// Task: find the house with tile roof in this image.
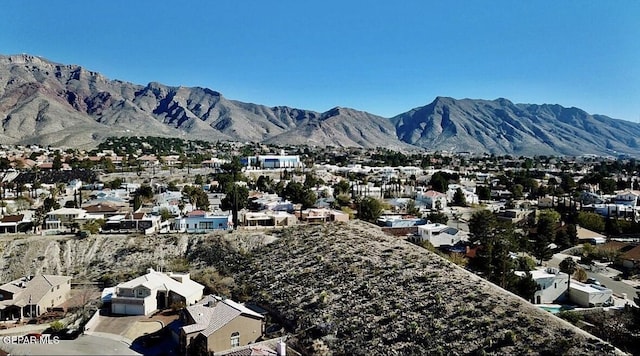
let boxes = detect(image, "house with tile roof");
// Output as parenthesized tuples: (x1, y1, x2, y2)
(179, 295, 265, 354)
(0, 274, 71, 320)
(111, 268, 204, 316)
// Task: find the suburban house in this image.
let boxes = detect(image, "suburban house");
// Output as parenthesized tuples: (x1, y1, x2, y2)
(241, 211, 297, 228)
(377, 215, 425, 228)
(576, 226, 606, 245)
(415, 190, 447, 210)
(45, 208, 88, 230)
(0, 214, 29, 233)
(299, 208, 349, 224)
(0, 275, 71, 320)
(497, 209, 535, 225)
(179, 295, 265, 354)
(111, 268, 204, 315)
(620, 245, 640, 269)
(83, 203, 127, 218)
(614, 190, 640, 206)
(176, 210, 231, 233)
(515, 267, 569, 304)
(414, 223, 468, 247)
(119, 212, 162, 234)
(569, 281, 613, 307)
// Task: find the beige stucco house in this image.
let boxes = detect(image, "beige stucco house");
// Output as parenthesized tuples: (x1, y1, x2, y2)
(180, 295, 265, 354)
(111, 268, 204, 315)
(0, 275, 71, 320)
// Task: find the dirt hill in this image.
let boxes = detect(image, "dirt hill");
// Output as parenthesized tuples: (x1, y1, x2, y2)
(0, 222, 621, 355)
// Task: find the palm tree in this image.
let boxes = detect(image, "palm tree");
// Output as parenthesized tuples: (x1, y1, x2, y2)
(559, 257, 577, 298)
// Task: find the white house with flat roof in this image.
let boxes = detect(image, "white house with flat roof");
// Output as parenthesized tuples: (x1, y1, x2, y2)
(414, 223, 468, 247)
(515, 267, 569, 304)
(569, 281, 613, 307)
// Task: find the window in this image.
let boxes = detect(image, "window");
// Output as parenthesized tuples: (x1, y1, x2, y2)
(230, 332, 240, 347)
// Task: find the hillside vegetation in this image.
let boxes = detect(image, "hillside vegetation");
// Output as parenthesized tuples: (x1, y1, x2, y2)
(0, 222, 621, 355)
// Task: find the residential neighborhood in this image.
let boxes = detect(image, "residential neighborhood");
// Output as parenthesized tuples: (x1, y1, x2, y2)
(0, 137, 639, 355)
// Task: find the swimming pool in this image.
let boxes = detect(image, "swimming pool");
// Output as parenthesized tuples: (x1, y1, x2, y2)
(537, 305, 574, 314)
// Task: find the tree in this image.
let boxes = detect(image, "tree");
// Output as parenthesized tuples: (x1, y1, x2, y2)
(532, 210, 559, 264)
(357, 197, 383, 222)
(574, 267, 588, 282)
(333, 180, 351, 197)
(559, 257, 578, 295)
(452, 188, 467, 207)
(426, 211, 448, 224)
(220, 184, 249, 229)
(52, 153, 63, 170)
(513, 271, 538, 302)
(477, 185, 491, 201)
(577, 212, 605, 233)
(405, 199, 420, 216)
(468, 210, 498, 278)
(158, 207, 172, 222)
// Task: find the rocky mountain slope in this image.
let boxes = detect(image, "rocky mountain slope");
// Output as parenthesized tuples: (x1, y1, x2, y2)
(1, 54, 638, 155)
(0, 54, 405, 149)
(391, 97, 640, 156)
(0, 223, 620, 355)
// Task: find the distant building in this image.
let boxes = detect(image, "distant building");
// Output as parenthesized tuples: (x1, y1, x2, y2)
(414, 223, 468, 247)
(242, 151, 302, 169)
(176, 210, 231, 233)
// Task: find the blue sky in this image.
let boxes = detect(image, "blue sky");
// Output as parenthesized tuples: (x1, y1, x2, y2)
(2, 1, 639, 120)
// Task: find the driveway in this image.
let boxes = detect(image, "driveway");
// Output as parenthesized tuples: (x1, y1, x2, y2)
(91, 314, 146, 337)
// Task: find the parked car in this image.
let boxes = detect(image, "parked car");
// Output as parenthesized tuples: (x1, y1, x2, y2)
(586, 278, 601, 286)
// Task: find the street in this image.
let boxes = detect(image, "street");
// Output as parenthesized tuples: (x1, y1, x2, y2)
(548, 253, 638, 306)
(1, 334, 140, 355)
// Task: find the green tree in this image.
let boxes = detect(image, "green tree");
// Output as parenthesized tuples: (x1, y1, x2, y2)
(477, 185, 491, 201)
(513, 271, 538, 302)
(452, 188, 467, 207)
(405, 199, 420, 216)
(468, 210, 498, 278)
(559, 257, 577, 295)
(52, 153, 63, 170)
(333, 180, 351, 196)
(531, 210, 559, 264)
(221, 184, 249, 228)
(577, 212, 605, 233)
(158, 207, 172, 222)
(426, 211, 448, 224)
(357, 197, 383, 222)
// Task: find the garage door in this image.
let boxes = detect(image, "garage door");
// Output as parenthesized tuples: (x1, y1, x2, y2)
(112, 303, 144, 315)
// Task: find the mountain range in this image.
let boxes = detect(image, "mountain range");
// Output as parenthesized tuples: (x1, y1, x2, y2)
(1, 53, 638, 156)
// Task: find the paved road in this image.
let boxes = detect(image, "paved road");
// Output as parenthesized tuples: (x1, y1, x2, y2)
(548, 253, 638, 306)
(1, 334, 140, 355)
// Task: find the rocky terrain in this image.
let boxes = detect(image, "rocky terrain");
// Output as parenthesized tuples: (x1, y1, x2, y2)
(0, 54, 407, 150)
(391, 97, 640, 156)
(2, 53, 640, 155)
(0, 221, 619, 355)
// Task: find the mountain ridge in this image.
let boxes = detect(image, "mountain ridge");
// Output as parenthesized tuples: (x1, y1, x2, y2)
(1, 53, 638, 155)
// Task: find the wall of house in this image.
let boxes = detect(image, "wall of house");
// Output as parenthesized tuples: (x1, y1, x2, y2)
(533, 276, 568, 304)
(37, 280, 71, 312)
(206, 315, 263, 352)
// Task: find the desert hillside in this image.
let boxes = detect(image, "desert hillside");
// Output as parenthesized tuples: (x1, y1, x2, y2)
(0, 222, 620, 355)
